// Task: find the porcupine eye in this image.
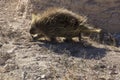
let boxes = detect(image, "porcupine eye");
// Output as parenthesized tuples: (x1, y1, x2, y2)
(30, 23, 38, 34)
(34, 22, 38, 28)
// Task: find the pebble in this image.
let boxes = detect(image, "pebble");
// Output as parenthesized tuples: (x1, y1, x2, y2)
(0, 42, 3, 47)
(41, 75, 46, 79)
(0, 58, 6, 65)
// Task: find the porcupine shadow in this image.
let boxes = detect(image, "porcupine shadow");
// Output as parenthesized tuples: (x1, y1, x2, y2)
(37, 40, 107, 60)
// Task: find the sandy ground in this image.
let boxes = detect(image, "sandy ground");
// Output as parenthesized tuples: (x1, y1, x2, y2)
(0, 0, 120, 80)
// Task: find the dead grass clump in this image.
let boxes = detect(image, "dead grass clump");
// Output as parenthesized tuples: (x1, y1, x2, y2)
(0, 51, 11, 65)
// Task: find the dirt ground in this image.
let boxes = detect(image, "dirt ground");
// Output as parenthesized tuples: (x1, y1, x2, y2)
(0, 0, 120, 80)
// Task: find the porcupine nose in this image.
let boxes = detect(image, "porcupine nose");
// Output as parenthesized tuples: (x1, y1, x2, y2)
(30, 27, 39, 40)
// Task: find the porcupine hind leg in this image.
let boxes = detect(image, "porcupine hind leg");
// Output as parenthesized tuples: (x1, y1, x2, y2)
(64, 37, 73, 42)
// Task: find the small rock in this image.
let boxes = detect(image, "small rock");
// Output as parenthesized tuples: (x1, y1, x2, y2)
(36, 77, 41, 80)
(99, 64, 106, 69)
(99, 78, 106, 80)
(4, 64, 19, 72)
(0, 42, 3, 47)
(108, 78, 114, 80)
(93, 63, 107, 70)
(41, 74, 46, 79)
(0, 66, 6, 73)
(0, 52, 10, 65)
(0, 52, 11, 61)
(7, 47, 16, 54)
(0, 58, 6, 65)
(110, 65, 119, 75)
(110, 70, 118, 75)
(22, 71, 27, 80)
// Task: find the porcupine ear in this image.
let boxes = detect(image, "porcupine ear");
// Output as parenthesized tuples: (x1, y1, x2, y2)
(31, 13, 38, 23)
